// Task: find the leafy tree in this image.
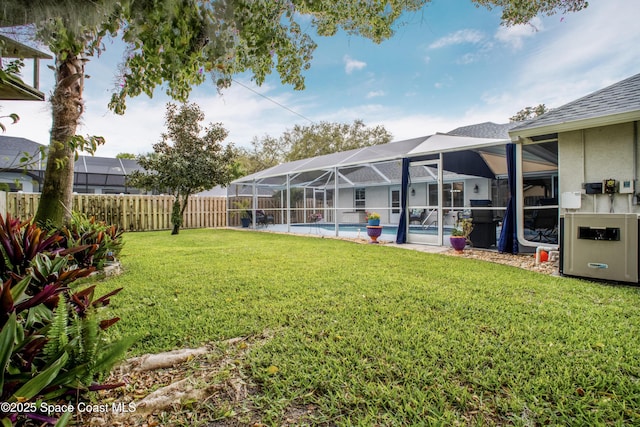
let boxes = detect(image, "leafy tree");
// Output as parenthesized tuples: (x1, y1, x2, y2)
(115, 152, 136, 159)
(127, 102, 237, 235)
(510, 104, 550, 122)
(473, 0, 587, 25)
(1, 0, 589, 227)
(237, 135, 289, 176)
(284, 120, 392, 162)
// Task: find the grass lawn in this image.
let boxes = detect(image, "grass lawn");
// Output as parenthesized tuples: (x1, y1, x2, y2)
(101, 229, 640, 425)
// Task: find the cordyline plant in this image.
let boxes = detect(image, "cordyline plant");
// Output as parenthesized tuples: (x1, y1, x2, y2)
(0, 214, 133, 426)
(61, 212, 125, 269)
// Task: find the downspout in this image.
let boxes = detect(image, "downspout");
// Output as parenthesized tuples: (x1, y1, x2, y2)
(634, 121, 638, 207)
(515, 142, 559, 251)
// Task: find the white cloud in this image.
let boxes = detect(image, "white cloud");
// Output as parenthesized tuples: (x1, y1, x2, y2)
(433, 75, 454, 90)
(366, 90, 385, 99)
(457, 53, 481, 65)
(494, 17, 543, 50)
(343, 55, 367, 74)
(493, 0, 640, 111)
(4, 76, 318, 158)
(429, 29, 485, 49)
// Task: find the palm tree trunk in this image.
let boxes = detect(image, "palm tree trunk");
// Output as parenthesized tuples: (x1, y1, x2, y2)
(34, 52, 85, 227)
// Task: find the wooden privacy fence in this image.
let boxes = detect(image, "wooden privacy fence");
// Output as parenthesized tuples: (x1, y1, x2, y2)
(4, 192, 227, 231)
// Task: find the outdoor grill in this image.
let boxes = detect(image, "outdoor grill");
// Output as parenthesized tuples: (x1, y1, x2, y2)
(468, 199, 497, 249)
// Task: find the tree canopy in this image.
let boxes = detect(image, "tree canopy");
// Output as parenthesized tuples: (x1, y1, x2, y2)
(284, 120, 392, 161)
(237, 120, 392, 175)
(472, 0, 587, 25)
(127, 102, 237, 234)
(2, 0, 589, 116)
(238, 134, 289, 176)
(510, 104, 550, 122)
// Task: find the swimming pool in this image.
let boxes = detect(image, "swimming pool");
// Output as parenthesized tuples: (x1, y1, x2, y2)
(286, 223, 447, 240)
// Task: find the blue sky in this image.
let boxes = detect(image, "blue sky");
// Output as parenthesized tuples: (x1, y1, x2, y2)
(4, 0, 640, 157)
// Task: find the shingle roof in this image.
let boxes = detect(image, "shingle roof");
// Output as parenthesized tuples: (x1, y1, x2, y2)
(0, 135, 46, 153)
(0, 136, 46, 169)
(447, 122, 518, 139)
(510, 72, 640, 135)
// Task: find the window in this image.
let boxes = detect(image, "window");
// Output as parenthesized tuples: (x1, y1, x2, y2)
(355, 188, 366, 211)
(429, 182, 464, 207)
(391, 189, 400, 214)
(451, 182, 464, 207)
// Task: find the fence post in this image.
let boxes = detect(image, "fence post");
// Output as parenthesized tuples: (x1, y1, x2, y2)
(0, 191, 6, 217)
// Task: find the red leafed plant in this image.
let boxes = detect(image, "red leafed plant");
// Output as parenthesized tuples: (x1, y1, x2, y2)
(0, 214, 133, 426)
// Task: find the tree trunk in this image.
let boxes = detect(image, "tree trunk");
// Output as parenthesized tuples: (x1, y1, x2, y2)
(171, 196, 183, 235)
(34, 52, 85, 228)
(170, 193, 191, 235)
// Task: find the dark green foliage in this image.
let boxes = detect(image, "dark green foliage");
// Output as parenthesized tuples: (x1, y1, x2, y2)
(0, 214, 132, 426)
(128, 102, 238, 235)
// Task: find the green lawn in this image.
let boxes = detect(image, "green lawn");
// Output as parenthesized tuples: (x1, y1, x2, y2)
(102, 229, 640, 425)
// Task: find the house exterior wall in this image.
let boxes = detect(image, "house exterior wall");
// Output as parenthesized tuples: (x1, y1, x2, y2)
(0, 172, 35, 192)
(337, 187, 355, 222)
(366, 186, 390, 223)
(559, 122, 639, 214)
(409, 183, 428, 206)
(464, 178, 491, 204)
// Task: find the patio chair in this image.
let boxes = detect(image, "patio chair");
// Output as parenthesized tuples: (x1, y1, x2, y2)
(530, 199, 558, 243)
(255, 209, 274, 227)
(409, 209, 426, 224)
(421, 209, 438, 229)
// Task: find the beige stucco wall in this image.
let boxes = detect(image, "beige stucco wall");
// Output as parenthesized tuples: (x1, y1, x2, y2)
(559, 122, 639, 214)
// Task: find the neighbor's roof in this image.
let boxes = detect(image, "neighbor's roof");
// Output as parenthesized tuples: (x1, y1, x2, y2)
(0, 135, 145, 177)
(0, 135, 46, 169)
(510, 72, 640, 138)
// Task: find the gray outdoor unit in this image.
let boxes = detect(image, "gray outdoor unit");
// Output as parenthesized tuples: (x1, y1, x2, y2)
(560, 213, 639, 283)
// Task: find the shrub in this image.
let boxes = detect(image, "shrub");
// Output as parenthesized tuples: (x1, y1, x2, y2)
(0, 214, 132, 426)
(62, 213, 125, 269)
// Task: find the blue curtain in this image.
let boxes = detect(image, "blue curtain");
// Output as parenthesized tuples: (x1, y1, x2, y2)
(395, 158, 410, 244)
(498, 143, 518, 254)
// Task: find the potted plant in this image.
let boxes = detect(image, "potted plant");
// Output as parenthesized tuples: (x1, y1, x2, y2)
(232, 199, 252, 227)
(450, 217, 473, 252)
(365, 211, 383, 243)
(366, 211, 381, 226)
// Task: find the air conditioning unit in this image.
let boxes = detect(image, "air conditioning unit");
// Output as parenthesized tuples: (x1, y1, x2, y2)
(560, 213, 639, 283)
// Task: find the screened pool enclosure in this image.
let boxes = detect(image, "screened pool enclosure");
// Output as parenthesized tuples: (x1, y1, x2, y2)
(228, 132, 559, 248)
